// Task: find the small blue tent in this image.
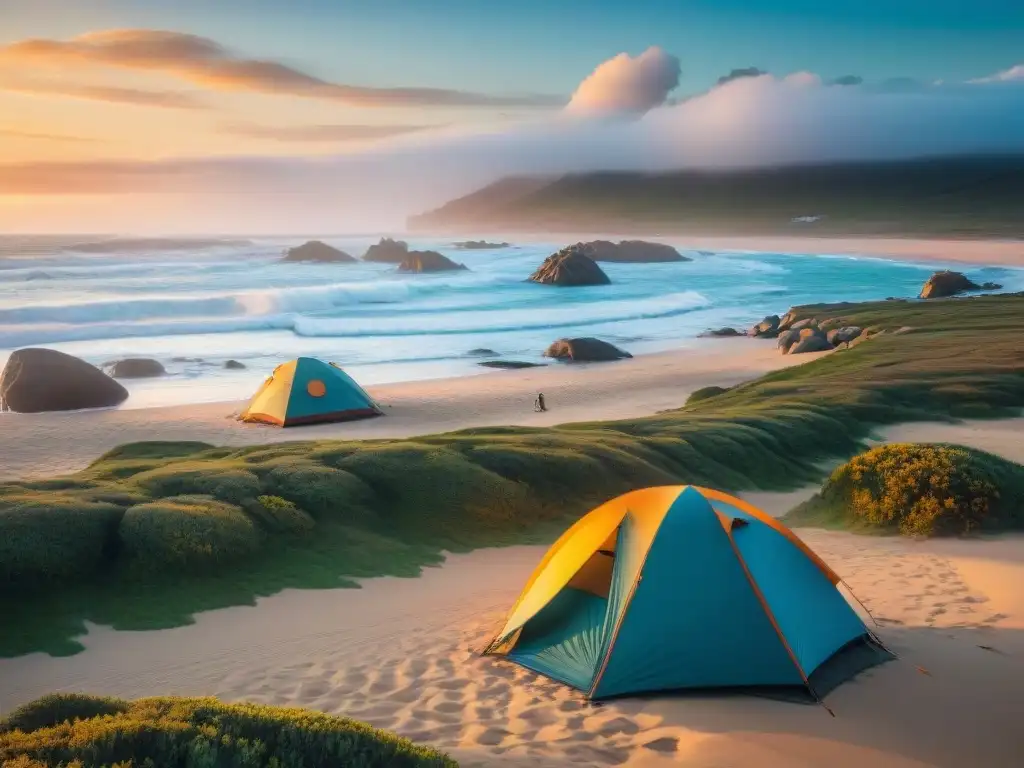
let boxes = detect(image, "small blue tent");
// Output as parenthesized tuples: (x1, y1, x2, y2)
(484, 485, 891, 700)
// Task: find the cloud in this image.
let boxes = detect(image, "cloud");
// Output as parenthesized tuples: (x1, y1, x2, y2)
(0, 127, 99, 143)
(566, 46, 680, 116)
(970, 63, 1024, 83)
(3, 61, 1024, 232)
(716, 67, 766, 86)
(219, 122, 435, 143)
(0, 29, 563, 109)
(0, 78, 208, 109)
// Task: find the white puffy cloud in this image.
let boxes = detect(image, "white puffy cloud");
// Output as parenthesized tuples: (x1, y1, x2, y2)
(4, 58, 1024, 233)
(970, 63, 1024, 83)
(565, 46, 680, 117)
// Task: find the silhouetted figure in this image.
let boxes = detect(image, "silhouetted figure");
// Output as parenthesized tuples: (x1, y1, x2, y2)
(535, 392, 547, 412)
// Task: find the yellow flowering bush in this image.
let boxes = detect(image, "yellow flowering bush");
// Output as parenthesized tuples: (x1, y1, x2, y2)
(792, 443, 1024, 536)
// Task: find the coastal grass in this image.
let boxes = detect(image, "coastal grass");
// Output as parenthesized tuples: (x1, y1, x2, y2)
(786, 443, 1024, 536)
(0, 693, 456, 767)
(1, 293, 1022, 657)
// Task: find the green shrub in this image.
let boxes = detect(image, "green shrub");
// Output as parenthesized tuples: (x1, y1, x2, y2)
(0, 694, 455, 767)
(261, 461, 373, 521)
(130, 463, 262, 505)
(686, 385, 730, 404)
(119, 496, 262, 570)
(0, 693, 129, 734)
(245, 495, 316, 534)
(0, 497, 123, 588)
(788, 443, 1024, 536)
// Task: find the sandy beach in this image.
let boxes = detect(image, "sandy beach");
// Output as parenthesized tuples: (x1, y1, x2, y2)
(526, 234, 1024, 268)
(3, 334, 1024, 767)
(0, 338, 817, 481)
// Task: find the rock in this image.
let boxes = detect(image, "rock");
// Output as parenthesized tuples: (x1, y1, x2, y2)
(467, 348, 498, 357)
(104, 358, 166, 378)
(477, 360, 546, 369)
(826, 326, 863, 345)
(578, 240, 689, 263)
(224, 359, 246, 369)
(453, 241, 510, 249)
(777, 310, 799, 331)
(789, 335, 834, 354)
(920, 271, 982, 299)
(699, 327, 743, 338)
(528, 245, 611, 286)
(282, 240, 356, 263)
(980, 282, 1003, 291)
(363, 237, 409, 263)
(750, 315, 781, 338)
(0, 348, 128, 413)
(397, 250, 468, 273)
(789, 318, 819, 333)
(544, 337, 632, 362)
(777, 329, 801, 353)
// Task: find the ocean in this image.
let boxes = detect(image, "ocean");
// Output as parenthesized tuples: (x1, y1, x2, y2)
(1, 235, 1020, 409)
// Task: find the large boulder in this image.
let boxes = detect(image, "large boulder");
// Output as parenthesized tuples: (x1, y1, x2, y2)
(777, 329, 801, 353)
(919, 271, 984, 299)
(1, 348, 128, 413)
(544, 337, 632, 362)
(397, 250, 468, 273)
(749, 315, 781, 338)
(363, 237, 409, 263)
(827, 326, 863, 345)
(789, 334, 834, 354)
(578, 240, 689, 263)
(528, 245, 611, 286)
(104, 358, 166, 379)
(282, 240, 356, 263)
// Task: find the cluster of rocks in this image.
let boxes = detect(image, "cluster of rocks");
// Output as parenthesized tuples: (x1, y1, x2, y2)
(749, 312, 866, 355)
(283, 238, 471, 273)
(0, 349, 247, 413)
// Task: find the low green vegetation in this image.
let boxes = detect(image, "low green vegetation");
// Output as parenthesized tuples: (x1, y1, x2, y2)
(1, 293, 1022, 656)
(787, 443, 1024, 536)
(0, 693, 455, 767)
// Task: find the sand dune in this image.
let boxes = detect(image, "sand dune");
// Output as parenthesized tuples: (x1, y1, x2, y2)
(2, 525, 1022, 767)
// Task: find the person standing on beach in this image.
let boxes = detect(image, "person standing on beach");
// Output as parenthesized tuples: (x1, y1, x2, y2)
(535, 393, 547, 412)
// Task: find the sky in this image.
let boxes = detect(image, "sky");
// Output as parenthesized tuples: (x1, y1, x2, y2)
(1, 0, 1023, 233)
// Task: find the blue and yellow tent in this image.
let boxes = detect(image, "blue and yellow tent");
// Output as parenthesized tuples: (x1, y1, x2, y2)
(239, 357, 382, 427)
(484, 486, 891, 700)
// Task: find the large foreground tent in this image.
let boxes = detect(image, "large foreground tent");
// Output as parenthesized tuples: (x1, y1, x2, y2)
(239, 357, 382, 427)
(484, 485, 892, 701)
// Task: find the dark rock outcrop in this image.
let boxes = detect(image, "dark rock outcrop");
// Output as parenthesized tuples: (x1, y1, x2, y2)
(750, 315, 781, 338)
(544, 337, 632, 362)
(397, 250, 468, 273)
(579, 240, 689, 263)
(224, 359, 246, 370)
(980, 281, 1003, 291)
(477, 360, 546, 369)
(528, 245, 611, 286)
(920, 271, 984, 299)
(363, 238, 409, 263)
(104, 358, 166, 378)
(700, 327, 743, 338)
(453, 241, 510, 249)
(282, 240, 356, 263)
(1, 348, 128, 413)
(467, 348, 498, 357)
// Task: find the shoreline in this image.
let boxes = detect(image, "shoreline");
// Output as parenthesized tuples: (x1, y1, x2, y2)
(415, 231, 1024, 267)
(0, 337, 816, 481)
